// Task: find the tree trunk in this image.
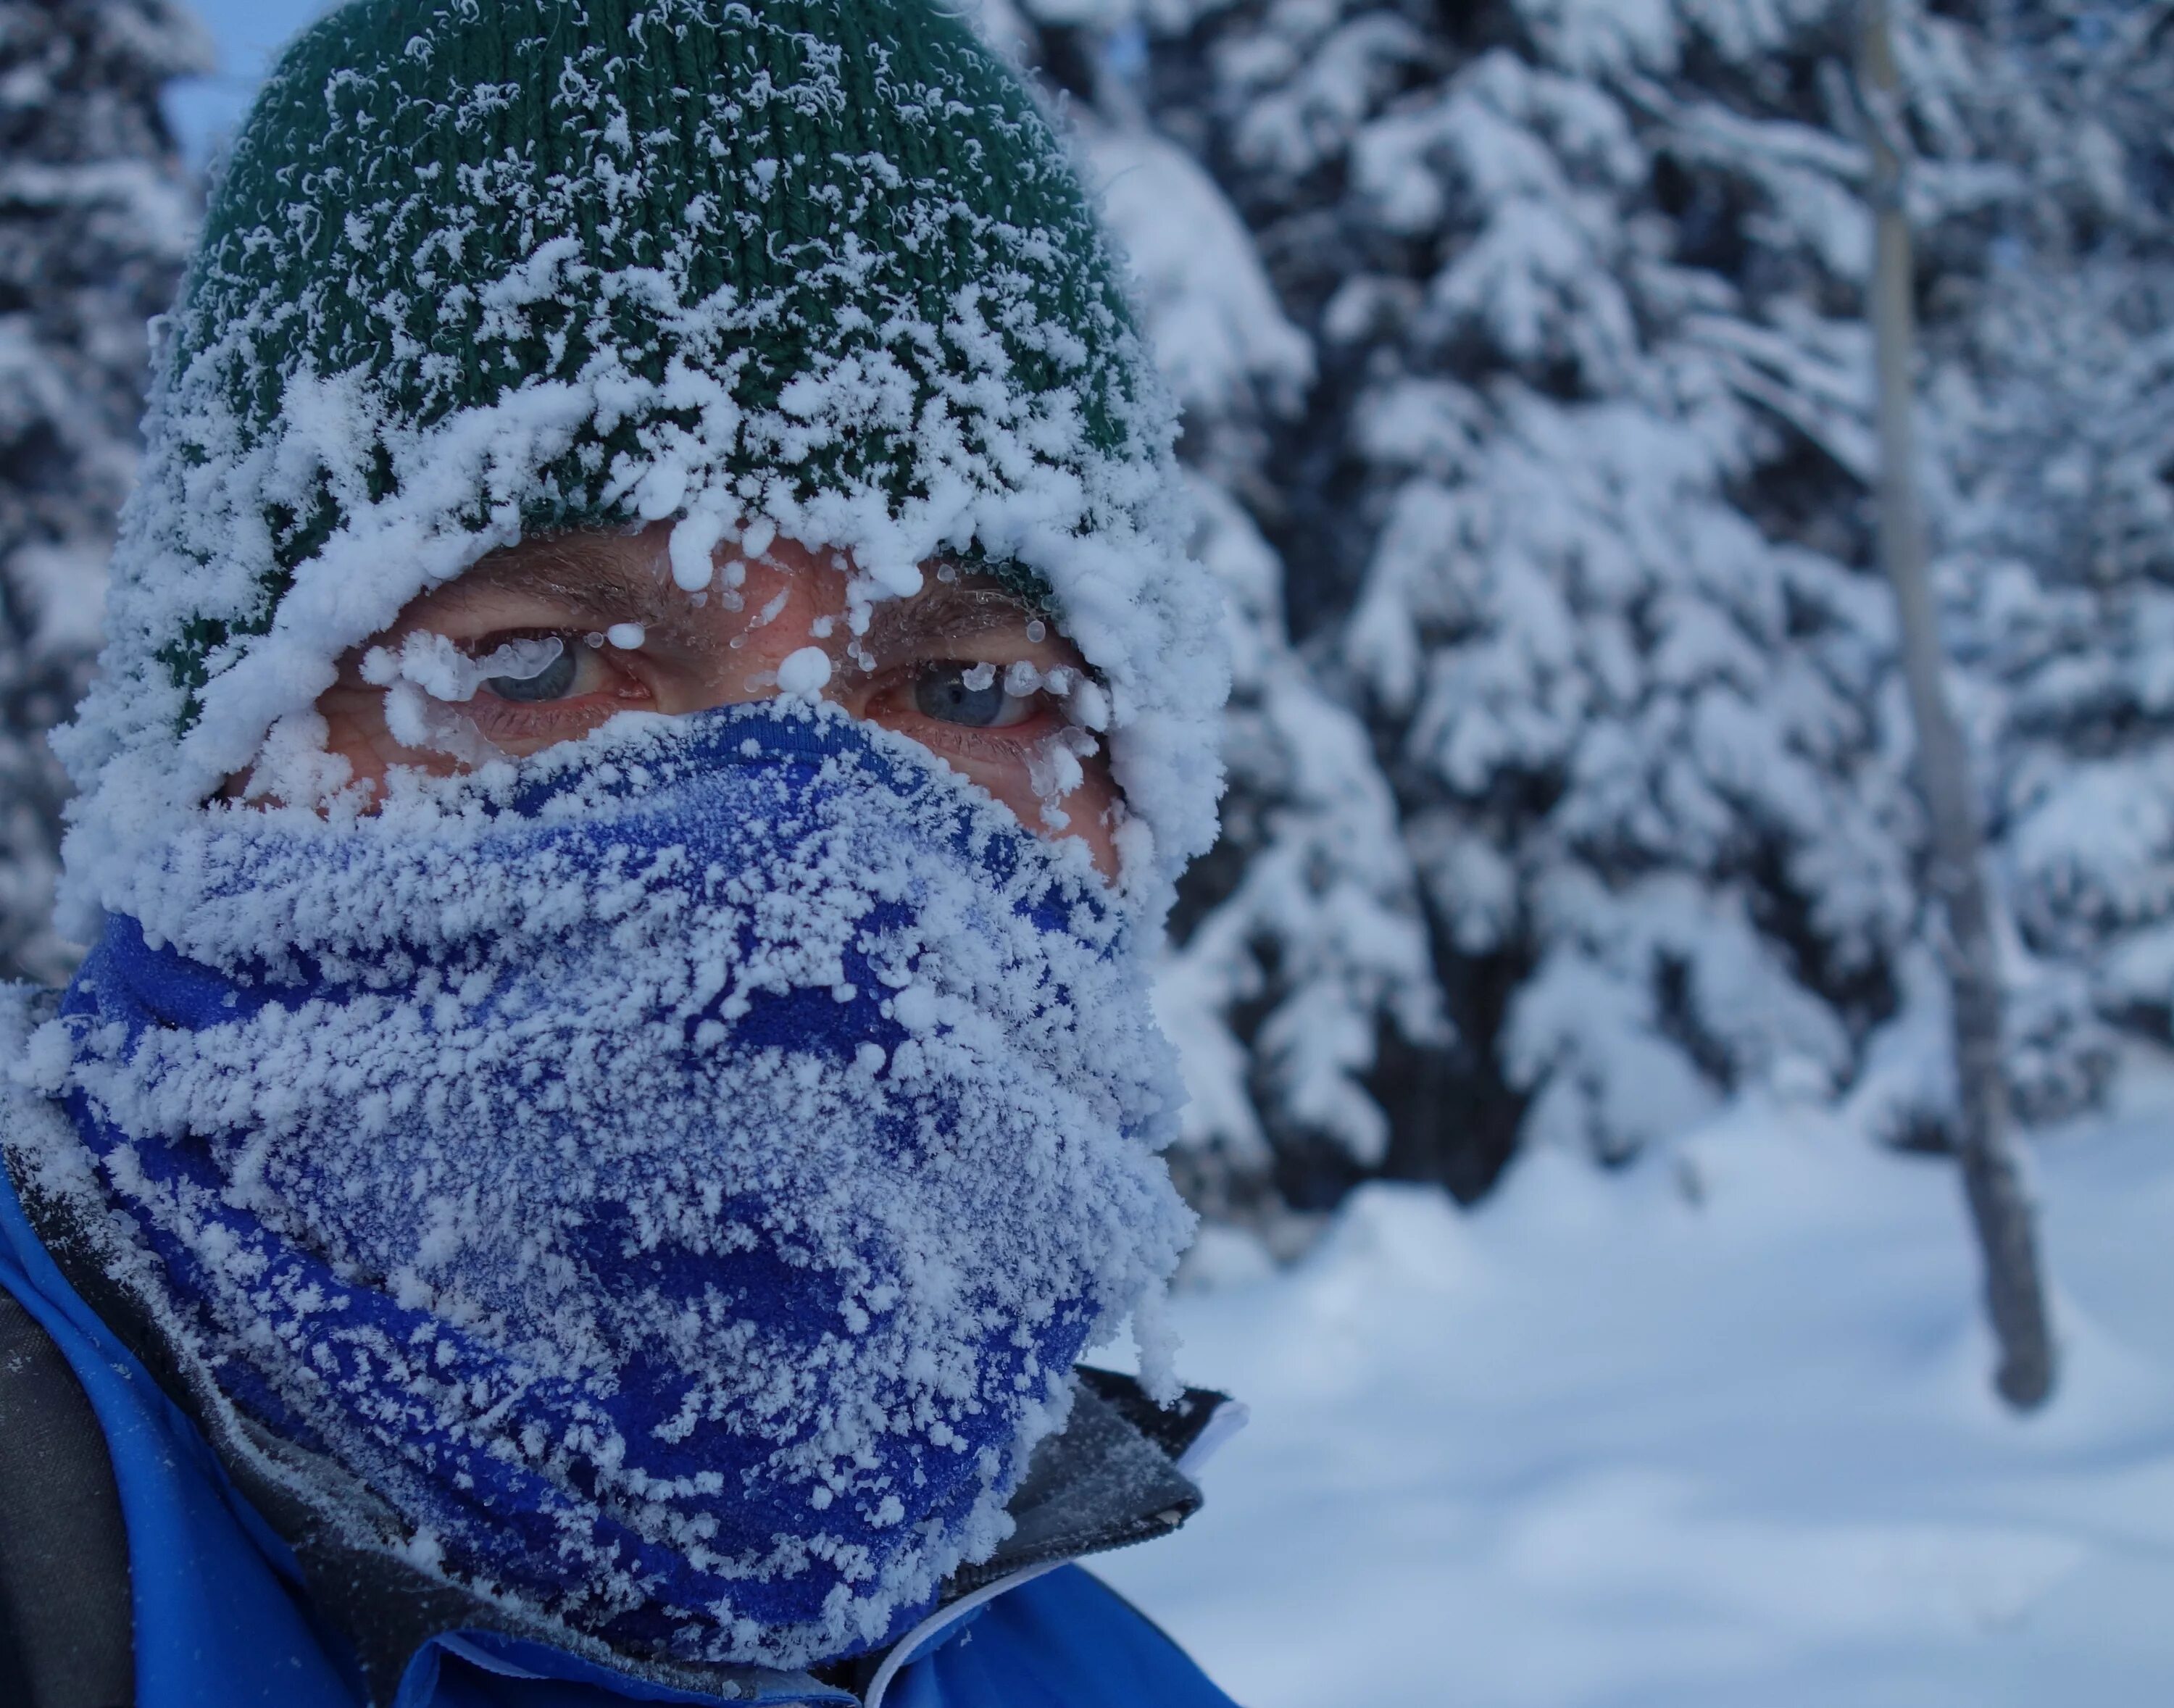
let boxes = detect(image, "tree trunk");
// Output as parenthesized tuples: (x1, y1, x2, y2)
(1857, 0, 2056, 1411)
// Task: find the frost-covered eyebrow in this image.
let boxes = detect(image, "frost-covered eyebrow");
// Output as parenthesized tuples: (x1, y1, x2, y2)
(860, 578, 1058, 657)
(430, 538, 683, 630)
(429, 545, 1064, 659)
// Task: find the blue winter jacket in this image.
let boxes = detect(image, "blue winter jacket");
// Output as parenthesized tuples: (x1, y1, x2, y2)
(0, 1003, 1244, 1708)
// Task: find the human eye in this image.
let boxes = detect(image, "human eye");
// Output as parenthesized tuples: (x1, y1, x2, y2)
(437, 628, 654, 751)
(911, 659, 1036, 729)
(470, 633, 614, 704)
(479, 637, 580, 701)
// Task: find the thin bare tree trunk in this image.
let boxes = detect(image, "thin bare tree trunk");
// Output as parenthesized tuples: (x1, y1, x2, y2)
(1857, 0, 2055, 1410)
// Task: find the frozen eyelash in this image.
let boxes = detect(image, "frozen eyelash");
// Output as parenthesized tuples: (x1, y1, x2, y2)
(361, 632, 563, 703)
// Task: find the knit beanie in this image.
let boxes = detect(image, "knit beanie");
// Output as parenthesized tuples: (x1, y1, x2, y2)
(57, 0, 1225, 926)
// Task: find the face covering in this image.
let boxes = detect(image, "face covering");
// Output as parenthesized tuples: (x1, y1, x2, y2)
(39, 701, 1193, 1670)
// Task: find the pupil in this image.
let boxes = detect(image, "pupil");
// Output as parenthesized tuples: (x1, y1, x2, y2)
(486, 647, 577, 702)
(915, 665, 1008, 727)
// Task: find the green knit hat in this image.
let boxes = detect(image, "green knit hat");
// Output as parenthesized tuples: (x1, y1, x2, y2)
(61, 0, 1227, 921)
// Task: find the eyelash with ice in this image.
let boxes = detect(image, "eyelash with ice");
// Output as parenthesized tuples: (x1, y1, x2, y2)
(449, 629, 1104, 752)
(459, 630, 644, 717)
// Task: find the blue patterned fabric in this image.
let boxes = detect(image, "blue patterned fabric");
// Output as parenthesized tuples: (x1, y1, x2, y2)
(37, 704, 1191, 1672)
(0, 1114, 1239, 1708)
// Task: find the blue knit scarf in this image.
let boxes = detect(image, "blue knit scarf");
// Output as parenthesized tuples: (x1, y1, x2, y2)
(41, 703, 1191, 1670)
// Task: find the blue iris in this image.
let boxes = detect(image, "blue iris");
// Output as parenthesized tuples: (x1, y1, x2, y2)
(915, 663, 1009, 727)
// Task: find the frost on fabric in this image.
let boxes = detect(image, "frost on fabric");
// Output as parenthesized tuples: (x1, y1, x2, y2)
(56, 0, 1228, 941)
(37, 701, 1194, 1669)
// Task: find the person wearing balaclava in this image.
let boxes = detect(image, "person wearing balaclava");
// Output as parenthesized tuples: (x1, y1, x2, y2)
(0, 1, 1247, 1704)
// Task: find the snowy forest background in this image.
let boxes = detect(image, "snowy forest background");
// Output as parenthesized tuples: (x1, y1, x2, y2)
(1056, 0, 2174, 1233)
(16, 0, 2170, 1230)
(14, 0, 2174, 1697)
(0, 0, 2170, 1207)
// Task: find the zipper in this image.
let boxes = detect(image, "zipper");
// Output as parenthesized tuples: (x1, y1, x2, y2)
(859, 1396, 1248, 1707)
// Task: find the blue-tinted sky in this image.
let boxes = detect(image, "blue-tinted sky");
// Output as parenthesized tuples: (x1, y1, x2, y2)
(166, 0, 332, 164)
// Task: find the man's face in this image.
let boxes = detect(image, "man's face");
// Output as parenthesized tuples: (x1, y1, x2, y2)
(288, 527, 1123, 876)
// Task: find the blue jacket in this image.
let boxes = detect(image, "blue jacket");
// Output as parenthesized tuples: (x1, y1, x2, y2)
(0, 1051, 1243, 1708)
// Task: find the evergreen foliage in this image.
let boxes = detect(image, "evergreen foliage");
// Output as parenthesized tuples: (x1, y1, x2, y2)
(998, 0, 2174, 1207)
(976, 7, 1452, 1217)
(1924, 0, 2174, 1124)
(0, 0, 203, 983)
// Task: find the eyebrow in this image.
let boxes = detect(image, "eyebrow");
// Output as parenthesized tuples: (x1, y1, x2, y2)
(428, 546, 1078, 662)
(429, 539, 688, 630)
(861, 579, 1054, 654)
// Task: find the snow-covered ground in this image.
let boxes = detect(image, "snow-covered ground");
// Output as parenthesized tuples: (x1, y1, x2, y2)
(1096, 1058, 2174, 1706)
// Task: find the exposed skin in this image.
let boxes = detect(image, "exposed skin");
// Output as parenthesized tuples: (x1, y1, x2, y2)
(261, 527, 1123, 877)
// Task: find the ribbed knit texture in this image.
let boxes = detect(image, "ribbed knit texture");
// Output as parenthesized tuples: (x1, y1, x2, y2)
(159, 0, 1138, 692)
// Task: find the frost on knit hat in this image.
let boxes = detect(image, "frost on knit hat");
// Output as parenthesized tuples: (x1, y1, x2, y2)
(57, 0, 1226, 926)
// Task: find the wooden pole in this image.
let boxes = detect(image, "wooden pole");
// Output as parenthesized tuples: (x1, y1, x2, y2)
(1857, 0, 2054, 1410)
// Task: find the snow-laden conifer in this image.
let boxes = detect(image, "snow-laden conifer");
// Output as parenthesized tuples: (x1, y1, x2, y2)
(993, 0, 2172, 1191)
(985, 7, 1449, 1215)
(1915, 0, 2174, 1127)
(1125, 0, 1934, 1168)
(0, 0, 204, 984)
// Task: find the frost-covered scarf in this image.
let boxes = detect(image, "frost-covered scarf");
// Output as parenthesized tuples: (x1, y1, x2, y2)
(41, 702, 1192, 1669)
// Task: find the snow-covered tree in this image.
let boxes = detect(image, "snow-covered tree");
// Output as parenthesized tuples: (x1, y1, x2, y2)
(1918, 1, 2174, 1124)
(978, 1, 1450, 1219)
(1130, 0, 1955, 1170)
(970, 0, 2174, 1211)
(0, 0, 204, 984)
(1087, 107, 1447, 1219)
